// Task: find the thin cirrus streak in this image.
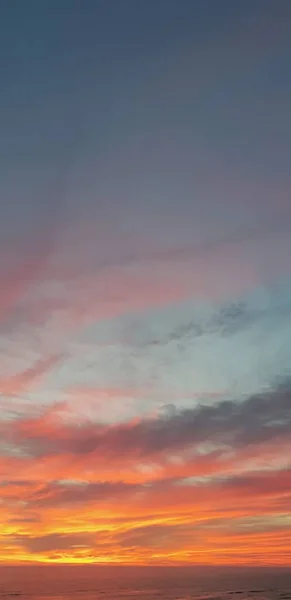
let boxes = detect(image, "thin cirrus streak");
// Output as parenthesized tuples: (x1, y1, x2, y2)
(4, 210, 290, 356)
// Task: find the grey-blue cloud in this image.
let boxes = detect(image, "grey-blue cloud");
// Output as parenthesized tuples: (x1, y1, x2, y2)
(1, 381, 290, 462)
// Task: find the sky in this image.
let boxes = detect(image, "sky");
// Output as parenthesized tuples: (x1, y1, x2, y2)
(0, 0, 291, 566)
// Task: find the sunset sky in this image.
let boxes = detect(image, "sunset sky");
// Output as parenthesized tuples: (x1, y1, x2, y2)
(0, 0, 291, 566)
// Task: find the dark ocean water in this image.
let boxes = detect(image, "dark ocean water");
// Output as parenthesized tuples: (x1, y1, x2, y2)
(0, 566, 290, 600)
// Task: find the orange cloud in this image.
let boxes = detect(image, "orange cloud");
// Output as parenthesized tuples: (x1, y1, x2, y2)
(0, 384, 290, 565)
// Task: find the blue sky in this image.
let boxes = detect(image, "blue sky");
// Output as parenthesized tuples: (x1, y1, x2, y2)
(1, 0, 291, 424)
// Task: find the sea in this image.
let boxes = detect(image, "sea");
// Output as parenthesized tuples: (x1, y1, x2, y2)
(0, 565, 290, 600)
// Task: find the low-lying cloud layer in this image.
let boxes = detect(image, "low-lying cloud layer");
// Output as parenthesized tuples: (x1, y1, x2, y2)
(1, 370, 291, 564)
